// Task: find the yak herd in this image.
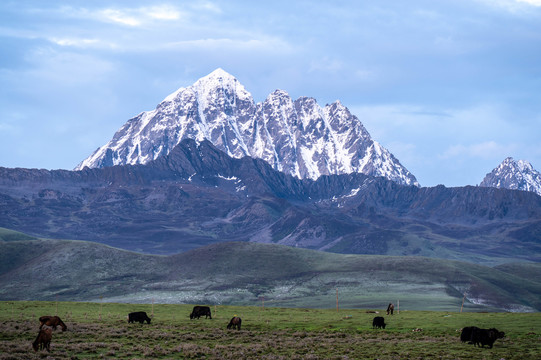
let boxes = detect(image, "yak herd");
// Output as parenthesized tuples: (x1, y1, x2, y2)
(31, 303, 505, 353)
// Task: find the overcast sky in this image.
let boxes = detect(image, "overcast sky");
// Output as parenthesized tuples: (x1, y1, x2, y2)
(1, 0, 540, 187)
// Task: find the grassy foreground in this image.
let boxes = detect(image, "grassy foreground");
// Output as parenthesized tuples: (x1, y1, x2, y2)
(0, 301, 539, 359)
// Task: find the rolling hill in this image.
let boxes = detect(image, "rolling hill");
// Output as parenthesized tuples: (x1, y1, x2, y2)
(1, 231, 539, 312)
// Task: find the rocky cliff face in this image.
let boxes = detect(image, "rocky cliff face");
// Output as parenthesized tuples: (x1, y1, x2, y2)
(76, 69, 419, 186)
(480, 157, 541, 196)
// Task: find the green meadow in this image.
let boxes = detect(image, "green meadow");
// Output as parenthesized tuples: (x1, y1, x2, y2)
(2, 236, 541, 312)
(0, 301, 539, 359)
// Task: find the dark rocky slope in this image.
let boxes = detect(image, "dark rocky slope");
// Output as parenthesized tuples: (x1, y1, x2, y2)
(1, 139, 540, 263)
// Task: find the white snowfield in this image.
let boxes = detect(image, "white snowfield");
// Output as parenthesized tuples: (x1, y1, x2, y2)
(76, 68, 419, 187)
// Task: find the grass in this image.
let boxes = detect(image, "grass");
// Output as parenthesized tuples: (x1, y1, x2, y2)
(0, 301, 539, 359)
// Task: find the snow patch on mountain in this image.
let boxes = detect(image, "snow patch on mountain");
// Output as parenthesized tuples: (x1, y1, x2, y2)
(480, 157, 541, 196)
(76, 69, 419, 186)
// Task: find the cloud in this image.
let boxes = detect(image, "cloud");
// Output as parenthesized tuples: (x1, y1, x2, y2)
(146, 5, 183, 20)
(59, 5, 183, 27)
(163, 37, 293, 54)
(308, 57, 343, 73)
(42, 3, 286, 54)
(96, 5, 183, 26)
(0, 120, 19, 134)
(99, 9, 141, 26)
(476, 0, 541, 13)
(516, 0, 541, 6)
(441, 141, 517, 160)
(49, 37, 102, 48)
(191, 1, 222, 13)
(351, 103, 525, 149)
(307, 58, 377, 82)
(21, 48, 115, 86)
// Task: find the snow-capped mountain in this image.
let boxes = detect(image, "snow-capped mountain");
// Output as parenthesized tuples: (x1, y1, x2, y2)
(76, 68, 419, 186)
(480, 157, 541, 196)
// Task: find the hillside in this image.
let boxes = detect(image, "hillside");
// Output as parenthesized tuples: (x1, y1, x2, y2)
(1, 234, 539, 312)
(0, 227, 35, 242)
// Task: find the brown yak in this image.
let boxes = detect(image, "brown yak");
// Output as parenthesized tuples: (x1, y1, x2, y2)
(227, 316, 242, 330)
(32, 327, 52, 352)
(39, 316, 67, 331)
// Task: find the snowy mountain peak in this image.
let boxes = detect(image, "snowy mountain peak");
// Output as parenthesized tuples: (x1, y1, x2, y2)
(480, 157, 541, 196)
(193, 67, 243, 91)
(163, 68, 249, 104)
(75, 69, 419, 186)
(206, 67, 231, 78)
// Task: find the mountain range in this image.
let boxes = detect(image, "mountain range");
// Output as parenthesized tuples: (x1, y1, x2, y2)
(1, 138, 540, 264)
(75, 69, 419, 187)
(74, 69, 541, 196)
(1, 70, 540, 262)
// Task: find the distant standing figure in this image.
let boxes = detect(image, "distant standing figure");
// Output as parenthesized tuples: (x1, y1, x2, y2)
(227, 316, 242, 330)
(386, 303, 394, 315)
(128, 311, 152, 324)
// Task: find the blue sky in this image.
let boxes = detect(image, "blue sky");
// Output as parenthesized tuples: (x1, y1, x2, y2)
(1, 0, 540, 187)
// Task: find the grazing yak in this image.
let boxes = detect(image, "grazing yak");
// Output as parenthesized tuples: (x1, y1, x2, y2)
(227, 316, 242, 330)
(372, 316, 386, 329)
(460, 326, 479, 343)
(190, 306, 212, 319)
(32, 327, 52, 352)
(460, 326, 505, 348)
(128, 311, 152, 324)
(386, 303, 394, 315)
(471, 328, 505, 348)
(39, 316, 67, 331)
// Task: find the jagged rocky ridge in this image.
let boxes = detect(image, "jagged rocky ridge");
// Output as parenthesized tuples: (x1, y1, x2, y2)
(481, 157, 541, 196)
(1, 139, 540, 263)
(76, 69, 418, 186)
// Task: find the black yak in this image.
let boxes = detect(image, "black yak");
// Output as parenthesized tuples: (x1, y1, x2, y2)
(128, 311, 152, 324)
(471, 328, 505, 348)
(460, 326, 479, 343)
(372, 316, 386, 329)
(190, 306, 212, 319)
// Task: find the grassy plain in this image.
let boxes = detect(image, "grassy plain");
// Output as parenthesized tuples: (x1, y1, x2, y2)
(0, 301, 539, 359)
